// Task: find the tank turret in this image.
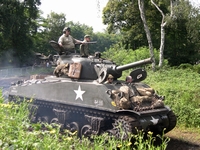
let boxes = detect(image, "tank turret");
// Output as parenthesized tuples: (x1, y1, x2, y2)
(50, 41, 152, 83)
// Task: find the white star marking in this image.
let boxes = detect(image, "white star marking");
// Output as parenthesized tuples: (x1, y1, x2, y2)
(150, 116, 159, 125)
(74, 85, 85, 101)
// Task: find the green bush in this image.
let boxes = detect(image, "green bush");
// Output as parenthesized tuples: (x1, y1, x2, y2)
(193, 64, 200, 74)
(102, 45, 170, 68)
(102, 45, 152, 65)
(178, 63, 200, 74)
(144, 68, 200, 128)
(178, 63, 193, 69)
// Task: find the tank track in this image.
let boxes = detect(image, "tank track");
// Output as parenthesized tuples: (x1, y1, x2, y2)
(164, 111, 177, 133)
(9, 94, 176, 138)
(30, 99, 141, 138)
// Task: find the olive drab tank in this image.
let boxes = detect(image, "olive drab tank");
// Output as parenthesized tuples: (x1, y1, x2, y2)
(8, 41, 177, 139)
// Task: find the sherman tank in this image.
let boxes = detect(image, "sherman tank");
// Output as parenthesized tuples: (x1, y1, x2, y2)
(8, 41, 177, 139)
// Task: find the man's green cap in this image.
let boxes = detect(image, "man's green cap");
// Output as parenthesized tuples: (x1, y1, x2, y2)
(108, 74, 114, 79)
(63, 27, 71, 32)
(84, 35, 90, 38)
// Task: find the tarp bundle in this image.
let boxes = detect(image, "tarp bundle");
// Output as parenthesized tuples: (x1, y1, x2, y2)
(108, 85, 164, 111)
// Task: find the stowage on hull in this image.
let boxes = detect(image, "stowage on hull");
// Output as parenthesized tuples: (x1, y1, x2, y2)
(9, 76, 176, 138)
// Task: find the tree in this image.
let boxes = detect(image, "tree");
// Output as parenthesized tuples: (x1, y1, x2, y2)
(138, 0, 156, 71)
(102, 0, 200, 67)
(33, 12, 67, 55)
(102, 0, 164, 70)
(34, 11, 117, 56)
(65, 22, 119, 54)
(90, 32, 121, 54)
(103, 0, 147, 49)
(102, 0, 164, 50)
(150, 0, 173, 68)
(165, 0, 200, 65)
(0, 0, 41, 67)
(65, 21, 93, 41)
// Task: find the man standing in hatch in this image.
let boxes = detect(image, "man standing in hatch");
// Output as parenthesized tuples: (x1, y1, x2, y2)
(58, 27, 82, 54)
(80, 35, 91, 57)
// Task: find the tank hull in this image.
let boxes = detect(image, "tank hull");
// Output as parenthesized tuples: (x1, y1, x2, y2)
(8, 77, 176, 138)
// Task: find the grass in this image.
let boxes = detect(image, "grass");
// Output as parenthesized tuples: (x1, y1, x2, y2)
(143, 68, 200, 128)
(0, 97, 169, 149)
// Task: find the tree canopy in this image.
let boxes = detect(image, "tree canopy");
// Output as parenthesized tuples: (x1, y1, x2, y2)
(102, 0, 200, 66)
(0, 0, 41, 67)
(0, 1, 118, 67)
(0, 0, 199, 68)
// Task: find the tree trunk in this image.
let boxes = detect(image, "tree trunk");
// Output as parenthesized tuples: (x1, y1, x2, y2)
(151, 0, 173, 68)
(138, 0, 156, 71)
(159, 24, 166, 67)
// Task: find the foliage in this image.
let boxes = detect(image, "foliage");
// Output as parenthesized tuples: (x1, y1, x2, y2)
(193, 64, 200, 74)
(1, 0, 200, 69)
(102, 0, 169, 50)
(0, 0, 41, 67)
(89, 32, 121, 54)
(178, 63, 193, 69)
(33, 12, 67, 56)
(132, 131, 170, 150)
(144, 68, 200, 128)
(102, 0, 148, 49)
(0, 99, 169, 149)
(33, 12, 119, 56)
(102, 44, 163, 66)
(177, 63, 200, 74)
(104, 46, 200, 128)
(103, 0, 200, 66)
(0, 2, 119, 68)
(0, 100, 32, 149)
(65, 21, 94, 40)
(165, 0, 200, 66)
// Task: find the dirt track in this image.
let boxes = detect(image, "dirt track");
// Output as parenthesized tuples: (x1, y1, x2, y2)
(166, 127, 200, 150)
(0, 77, 200, 150)
(166, 138, 200, 150)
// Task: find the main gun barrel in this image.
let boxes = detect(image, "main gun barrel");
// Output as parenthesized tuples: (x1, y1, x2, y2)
(115, 58, 152, 72)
